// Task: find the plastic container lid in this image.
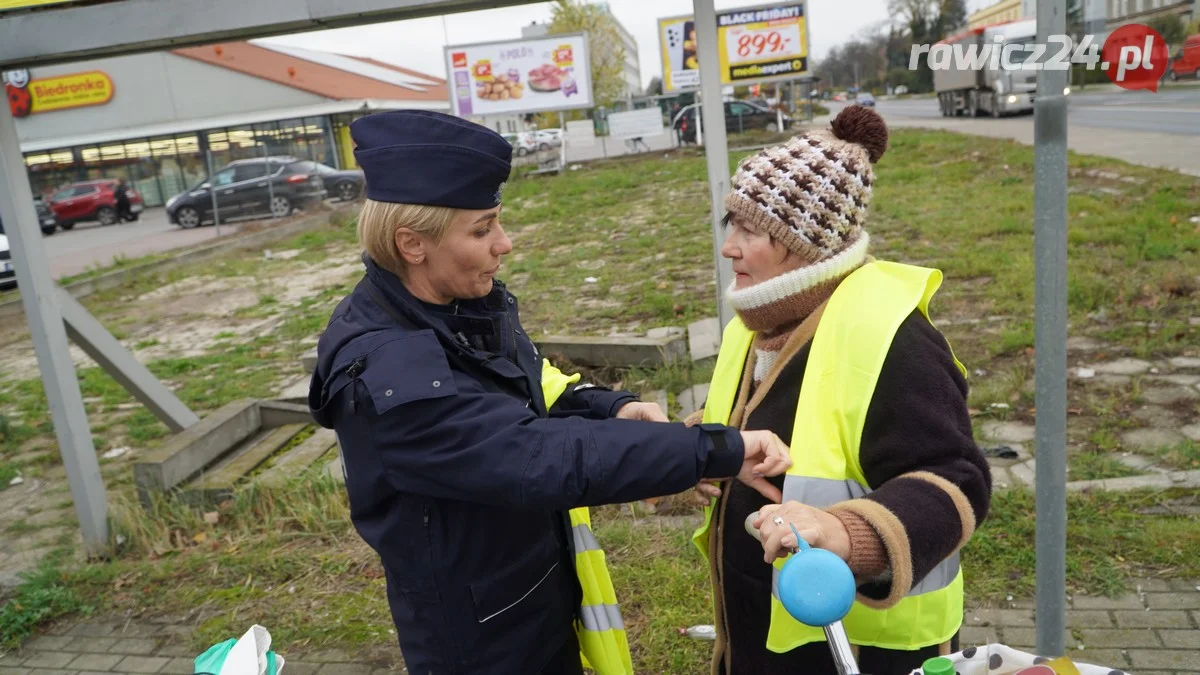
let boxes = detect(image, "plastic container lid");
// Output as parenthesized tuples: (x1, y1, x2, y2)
(922, 656, 956, 675)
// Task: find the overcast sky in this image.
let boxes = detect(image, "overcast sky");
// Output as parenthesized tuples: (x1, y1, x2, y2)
(260, 0, 997, 89)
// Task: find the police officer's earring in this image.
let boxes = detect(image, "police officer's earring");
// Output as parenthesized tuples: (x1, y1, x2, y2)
(415, 256, 424, 263)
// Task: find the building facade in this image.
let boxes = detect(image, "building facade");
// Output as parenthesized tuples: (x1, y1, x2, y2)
(598, 2, 643, 99)
(1103, 0, 1195, 28)
(1021, 0, 1195, 32)
(9, 42, 446, 207)
(969, 0, 1024, 28)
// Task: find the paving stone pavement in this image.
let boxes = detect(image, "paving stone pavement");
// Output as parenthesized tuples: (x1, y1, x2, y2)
(0, 617, 408, 675)
(2, 580, 1197, 674)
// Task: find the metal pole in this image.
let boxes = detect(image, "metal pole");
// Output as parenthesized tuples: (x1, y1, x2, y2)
(206, 149, 222, 236)
(694, 0, 734, 330)
(558, 110, 566, 172)
(58, 289, 199, 433)
(1034, 0, 1069, 658)
(775, 82, 784, 133)
(263, 141, 276, 218)
(0, 99, 109, 556)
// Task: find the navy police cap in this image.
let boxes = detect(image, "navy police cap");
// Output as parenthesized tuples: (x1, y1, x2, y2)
(351, 110, 512, 210)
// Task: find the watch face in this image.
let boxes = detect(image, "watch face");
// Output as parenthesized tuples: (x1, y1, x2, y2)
(2, 69, 30, 89)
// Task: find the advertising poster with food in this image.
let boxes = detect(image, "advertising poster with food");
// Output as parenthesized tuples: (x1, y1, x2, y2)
(659, 2, 808, 92)
(444, 33, 593, 117)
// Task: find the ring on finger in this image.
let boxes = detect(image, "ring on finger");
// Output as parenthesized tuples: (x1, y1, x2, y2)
(772, 516, 785, 527)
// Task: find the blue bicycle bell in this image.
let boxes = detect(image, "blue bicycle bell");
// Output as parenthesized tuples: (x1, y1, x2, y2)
(776, 524, 857, 627)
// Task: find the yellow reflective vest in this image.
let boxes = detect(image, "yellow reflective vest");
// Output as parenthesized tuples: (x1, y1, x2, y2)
(692, 261, 967, 652)
(541, 360, 635, 675)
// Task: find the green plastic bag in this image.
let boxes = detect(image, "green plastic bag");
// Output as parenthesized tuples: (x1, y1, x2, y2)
(193, 625, 283, 674)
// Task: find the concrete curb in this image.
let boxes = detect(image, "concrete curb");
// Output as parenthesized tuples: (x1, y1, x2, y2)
(535, 333, 688, 367)
(0, 207, 354, 323)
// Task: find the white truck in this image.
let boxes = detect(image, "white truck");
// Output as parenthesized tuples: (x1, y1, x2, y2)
(933, 18, 1042, 118)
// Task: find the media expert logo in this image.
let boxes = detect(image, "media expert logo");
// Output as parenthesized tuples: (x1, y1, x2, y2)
(911, 23, 1169, 92)
(452, 52, 468, 69)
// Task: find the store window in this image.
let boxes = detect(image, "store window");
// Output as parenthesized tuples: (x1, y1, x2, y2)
(24, 148, 81, 198)
(206, 130, 232, 171)
(303, 116, 334, 167)
(227, 125, 259, 161)
(123, 140, 162, 207)
(174, 134, 205, 189)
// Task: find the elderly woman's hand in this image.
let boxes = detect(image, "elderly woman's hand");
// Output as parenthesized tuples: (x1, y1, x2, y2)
(754, 501, 851, 564)
(614, 401, 670, 423)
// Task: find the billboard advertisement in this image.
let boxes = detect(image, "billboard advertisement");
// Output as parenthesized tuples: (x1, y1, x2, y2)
(659, 2, 809, 93)
(444, 33, 593, 117)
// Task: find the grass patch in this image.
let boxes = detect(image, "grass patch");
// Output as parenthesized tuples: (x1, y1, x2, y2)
(0, 560, 95, 649)
(1146, 440, 1200, 471)
(964, 488, 1200, 601)
(2, 134, 1198, 661)
(1068, 450, 1143, 482)
(0, 461, 17, 488)
(497, 130, 1200, 343)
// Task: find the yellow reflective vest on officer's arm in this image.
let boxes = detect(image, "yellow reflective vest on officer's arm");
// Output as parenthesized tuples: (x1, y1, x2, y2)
(541, 359, 634, 675)
(692, 261, 968, 653)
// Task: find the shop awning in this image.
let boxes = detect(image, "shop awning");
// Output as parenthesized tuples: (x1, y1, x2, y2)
(18, 98, 445, 153)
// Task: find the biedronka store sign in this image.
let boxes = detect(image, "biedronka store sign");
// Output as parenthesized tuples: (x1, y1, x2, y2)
(3, 69, 115, 118)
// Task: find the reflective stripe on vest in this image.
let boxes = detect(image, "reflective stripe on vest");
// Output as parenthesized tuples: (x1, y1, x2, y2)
(775, 477, 961, 598)
(692, 261, 967, 653)
(543, 360, 634, 675)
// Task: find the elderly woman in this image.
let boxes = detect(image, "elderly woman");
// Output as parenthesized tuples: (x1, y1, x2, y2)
(308, 110, 792, 675)
(690, 106, 992, 675)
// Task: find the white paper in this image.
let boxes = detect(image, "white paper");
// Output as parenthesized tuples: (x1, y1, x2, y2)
(218, 625, 285, 675)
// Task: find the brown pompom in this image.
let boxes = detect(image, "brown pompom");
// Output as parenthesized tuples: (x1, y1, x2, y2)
(830, 105, 888, 164)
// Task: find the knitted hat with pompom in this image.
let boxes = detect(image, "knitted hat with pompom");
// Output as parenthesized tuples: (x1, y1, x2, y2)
(723, 105, 889, 265)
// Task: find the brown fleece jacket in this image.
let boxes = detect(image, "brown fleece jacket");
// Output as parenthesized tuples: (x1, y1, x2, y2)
(710, 309, 991, 675)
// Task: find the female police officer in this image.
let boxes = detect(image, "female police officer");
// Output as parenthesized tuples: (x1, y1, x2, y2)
(308, 110, 792, 675)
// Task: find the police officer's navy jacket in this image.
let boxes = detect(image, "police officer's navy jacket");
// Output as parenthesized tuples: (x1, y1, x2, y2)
(309, 256, 745, 674)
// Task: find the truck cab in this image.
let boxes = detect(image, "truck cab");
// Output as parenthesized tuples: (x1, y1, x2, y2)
(934, 18, 1043, 118)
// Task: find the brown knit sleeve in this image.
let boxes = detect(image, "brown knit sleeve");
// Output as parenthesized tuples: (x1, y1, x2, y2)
(833, 311, 992, 609)
(831, 509, 889, 580)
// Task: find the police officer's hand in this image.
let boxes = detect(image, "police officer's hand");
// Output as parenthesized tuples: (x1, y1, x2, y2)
(614, 401, 670, 423)
(754, 501, 852, 564)
(735, 430, 792, 503)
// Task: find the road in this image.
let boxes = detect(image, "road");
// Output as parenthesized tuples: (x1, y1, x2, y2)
(845, 83, 1200, 175)
(38, 196, 361, 280)
(872, 84, 1200, 135)
(43, 208, 261, 280)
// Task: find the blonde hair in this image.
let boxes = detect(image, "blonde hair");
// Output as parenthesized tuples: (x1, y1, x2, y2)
(356, 199, 457, 275)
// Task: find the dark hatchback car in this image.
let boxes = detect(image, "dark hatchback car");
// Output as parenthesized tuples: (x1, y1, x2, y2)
(314, 163, 365, 202)
(673, 100, 793, 142)
(166, 156, 326, 229)
(0, 198, 61, 236)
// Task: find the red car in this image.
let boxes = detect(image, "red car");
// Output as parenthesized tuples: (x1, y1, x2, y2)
(49, 179, 144, 229)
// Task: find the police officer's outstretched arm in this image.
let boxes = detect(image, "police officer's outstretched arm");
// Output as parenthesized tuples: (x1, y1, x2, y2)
(341, 345, 790, 509)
